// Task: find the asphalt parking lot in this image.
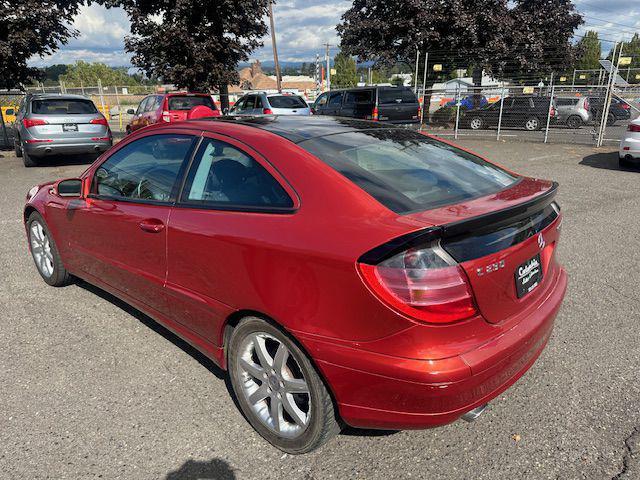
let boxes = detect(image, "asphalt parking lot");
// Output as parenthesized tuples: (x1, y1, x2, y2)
(1, 139, 639, 480)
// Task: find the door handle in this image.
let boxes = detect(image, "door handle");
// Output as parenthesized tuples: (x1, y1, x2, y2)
(139, 218, 165, 233)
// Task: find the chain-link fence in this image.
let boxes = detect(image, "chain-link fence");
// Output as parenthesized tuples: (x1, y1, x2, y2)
(416, 81, 639, 146)
(3, 74, 638, 150)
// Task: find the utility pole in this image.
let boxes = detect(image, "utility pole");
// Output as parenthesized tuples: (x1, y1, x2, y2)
(324, 43, 332, 91)
(268, 0, 282, 92)
(597, 42, 624, 147)
(414, 49, 419, 93)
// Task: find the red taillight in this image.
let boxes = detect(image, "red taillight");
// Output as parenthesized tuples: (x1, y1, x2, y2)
(22, 118, 47, 128)
(90, 116, 109, 126)
(628, 124, 640, 132)
(358, 244, 477, 324)
(584, 99, 590, 111)
(91, 136, 111, 141)
(25, 139, 52, 143)
(550, 106, 556, 117)
(621, 103, 630, 110)
(372, 107, 379, 121)
(263, 108, 273, 114)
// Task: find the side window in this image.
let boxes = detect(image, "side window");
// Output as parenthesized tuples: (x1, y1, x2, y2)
(136, 98, 149, 115)
(315, 93, 329, 108)
(181, 138, 293, 210)
(93, 134, 195, 202)
(145, 96, 160, 112)
(233, 97, 246, 112)
(255, 96, 264, 109)
(512, 98, 530, 109)
(344, 90, 373, 105)
(329, 92, 343, 106)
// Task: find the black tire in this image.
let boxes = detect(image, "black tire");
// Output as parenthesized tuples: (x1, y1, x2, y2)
(227, 317, 341, 454)
(26, 212, 72, 287)
(468, 116, 484, 130)
(607, 113, 616, 126)
(14, 137, 23, 157)
(22, 149, 38, 167)
(524, 116, 541, 131)
(566, 115, 583, 129)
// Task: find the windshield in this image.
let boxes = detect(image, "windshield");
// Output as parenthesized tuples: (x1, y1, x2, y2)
(299, 129, 517, 214)
(31, 99, 98, 115)
(168, 95, 216, 111)
(268, 95, 307, 109)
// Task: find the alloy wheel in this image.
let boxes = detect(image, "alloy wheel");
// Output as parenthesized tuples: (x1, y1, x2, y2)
(470, 118, 482, 130)
(525, 118, 539, 131)
(30, 220, 54, 278)
(236, 332, 311, 439)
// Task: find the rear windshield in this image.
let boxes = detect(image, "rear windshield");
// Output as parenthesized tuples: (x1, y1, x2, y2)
(268, 95, 307, 109)
(299, 129, 517, 214)
(378, 88, 419, 105)
(31, 99, 98, 115)
(168, 95, 217, 111)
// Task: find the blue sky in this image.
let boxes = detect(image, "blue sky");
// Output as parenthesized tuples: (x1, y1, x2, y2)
(28, 0, 640, 68)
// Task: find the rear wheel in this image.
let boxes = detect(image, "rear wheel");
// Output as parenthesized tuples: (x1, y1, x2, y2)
(607, 113, 616, 126)
(227, 317, 341, 454)
(14, 137, 23, 157)
(566, 115, 583, 129)
(469, 116, 484, 130)
(524, 117, 540, 131)
(27, 212, 71, 287)
(22, 149, 39, 167)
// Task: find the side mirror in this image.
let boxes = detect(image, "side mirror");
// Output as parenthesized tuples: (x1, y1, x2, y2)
(54, 178, 83, 198)
(127, 109, 135, 115)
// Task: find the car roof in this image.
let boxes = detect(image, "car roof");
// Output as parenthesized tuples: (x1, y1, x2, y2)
(191, 115, 400, 143)
(27, 93, 92, 101)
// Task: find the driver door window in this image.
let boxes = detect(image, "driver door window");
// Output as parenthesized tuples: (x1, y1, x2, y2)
(93, 134, 196, 203)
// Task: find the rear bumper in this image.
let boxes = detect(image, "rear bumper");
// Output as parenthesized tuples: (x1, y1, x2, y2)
(301, 266, 567, 430)
(620, 136, 640, 161)
(24, 139, 112, 157)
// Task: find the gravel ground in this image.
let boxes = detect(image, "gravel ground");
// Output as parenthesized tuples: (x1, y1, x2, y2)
(0, 139, 639, 480)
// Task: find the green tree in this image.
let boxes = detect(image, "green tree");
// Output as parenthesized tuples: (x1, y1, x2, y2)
(575, 31, 601, 71)
(103, 0, 269, 110)
(332, 52, 357, 87)
(0, 0, 80, 89)
(59, 61, 140, 86)
(337, 0, 583, 86)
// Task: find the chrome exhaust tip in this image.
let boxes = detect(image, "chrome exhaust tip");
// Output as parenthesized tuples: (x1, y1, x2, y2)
(461, 403, 488, 422)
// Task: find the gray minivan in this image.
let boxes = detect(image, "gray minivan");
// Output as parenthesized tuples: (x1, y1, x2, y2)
(312, 86, 420, 124)
(14, 94, 112, 167)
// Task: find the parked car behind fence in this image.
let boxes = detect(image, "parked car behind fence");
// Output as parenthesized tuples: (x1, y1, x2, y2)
(312, 86, 420, 124)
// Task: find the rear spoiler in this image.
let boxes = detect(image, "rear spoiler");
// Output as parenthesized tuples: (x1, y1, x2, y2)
(359, 182, 558, 265)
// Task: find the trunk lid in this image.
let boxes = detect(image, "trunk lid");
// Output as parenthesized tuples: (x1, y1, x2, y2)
(29, 113, 108, 139)
(406, 177, 561, 324)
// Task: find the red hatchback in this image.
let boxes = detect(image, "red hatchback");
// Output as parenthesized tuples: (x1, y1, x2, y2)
(24, 116, 567, 453)
(125, 92, 220, 134)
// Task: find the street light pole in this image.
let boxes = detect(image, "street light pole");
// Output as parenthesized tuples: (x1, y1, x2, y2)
(268, 0, 282, 92)
(324, 43, 332, 91)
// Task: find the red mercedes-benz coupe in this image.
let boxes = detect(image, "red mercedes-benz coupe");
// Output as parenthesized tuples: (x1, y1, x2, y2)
(24, 116, 567, 453)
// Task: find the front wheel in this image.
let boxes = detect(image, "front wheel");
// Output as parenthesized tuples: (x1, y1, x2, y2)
(27, 212, 71, 286)
(524, 116, 541, 131)
(227, 317, 341, 454)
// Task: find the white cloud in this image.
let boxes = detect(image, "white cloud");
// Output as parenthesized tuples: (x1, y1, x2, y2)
(28, 1, 640, 67)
